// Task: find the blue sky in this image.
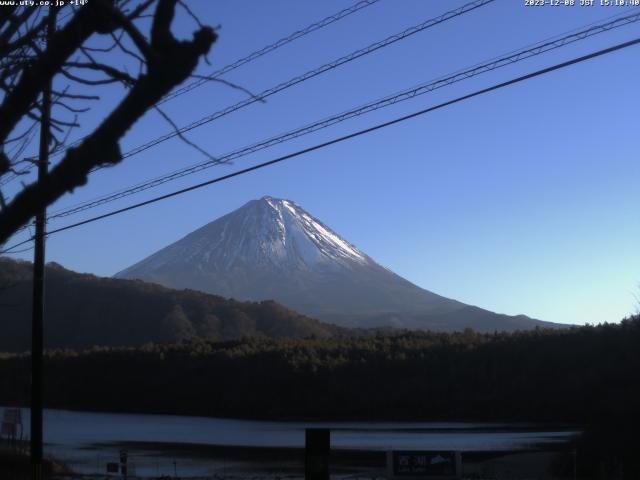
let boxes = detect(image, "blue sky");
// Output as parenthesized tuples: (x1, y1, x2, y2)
(4, 0, 640, 325)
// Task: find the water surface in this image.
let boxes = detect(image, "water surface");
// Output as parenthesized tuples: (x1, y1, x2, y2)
(5, 407, 578, 477)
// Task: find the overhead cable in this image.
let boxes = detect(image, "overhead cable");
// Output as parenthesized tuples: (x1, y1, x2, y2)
(0, 33, 633, 254)
(46, 9, 640, 221)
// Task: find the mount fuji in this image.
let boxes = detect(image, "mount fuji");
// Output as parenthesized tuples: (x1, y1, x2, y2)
(115, 196, 555, 332)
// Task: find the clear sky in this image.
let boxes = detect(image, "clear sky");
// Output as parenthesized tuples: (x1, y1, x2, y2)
(4, 0, 640, 325)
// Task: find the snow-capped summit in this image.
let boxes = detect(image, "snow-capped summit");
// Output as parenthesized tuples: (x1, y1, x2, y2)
(116, 197, 554, 332)
(243, 196, 369, 268)
(117, 196, 369, 277)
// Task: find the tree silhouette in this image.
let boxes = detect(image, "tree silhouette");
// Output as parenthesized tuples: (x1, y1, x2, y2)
(0, 0, 216, 245)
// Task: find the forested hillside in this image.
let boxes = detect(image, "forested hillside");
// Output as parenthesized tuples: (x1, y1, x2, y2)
(1, 317, 638, 422)
(0, 258, 340, 351)
(1, 317, 639, 478)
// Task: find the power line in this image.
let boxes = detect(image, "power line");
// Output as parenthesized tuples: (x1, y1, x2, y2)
(45, 9, 640, 222)
(0, 172, 18, 187)
(62, 0, 381, 151)
(159, 0, 383, 104)
(5, 0, 383, 181)
(1, 238, 33, 254)
(2, 34, 634, 252)
(4, 0, 496, 238)
(7, 0, 493, 191)
(0, 243, 34, 255)
(113, 0, 495, 162)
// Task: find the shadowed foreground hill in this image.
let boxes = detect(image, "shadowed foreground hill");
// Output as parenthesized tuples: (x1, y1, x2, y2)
(0, 258, 340, 352)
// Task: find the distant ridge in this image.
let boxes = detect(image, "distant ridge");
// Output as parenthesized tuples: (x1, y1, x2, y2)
(116, 196, 559, 332)
(0, 257, 340, 352)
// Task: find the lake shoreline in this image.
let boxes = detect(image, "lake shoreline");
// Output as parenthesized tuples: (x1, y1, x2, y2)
(96, 439, 570, 458)
(3, 402, 583, 429)
(2, 406, 580, 477)
(80, 441, 572, 478)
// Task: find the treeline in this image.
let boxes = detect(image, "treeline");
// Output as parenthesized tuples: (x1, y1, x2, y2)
(1, 317, 638, 423)
(0, 258, 340, 351)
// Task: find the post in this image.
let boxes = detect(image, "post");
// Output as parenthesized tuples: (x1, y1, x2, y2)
(120, 449, 128, 480)
(305, 428, 330, 480)
(31, 8, 55, 480)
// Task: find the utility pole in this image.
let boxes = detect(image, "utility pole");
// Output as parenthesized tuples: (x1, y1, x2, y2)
(305, 429, 330, 480)
(31, 7, 55, 480)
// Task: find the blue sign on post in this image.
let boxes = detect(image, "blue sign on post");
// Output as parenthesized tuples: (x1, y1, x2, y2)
(387, 451, 461, 479)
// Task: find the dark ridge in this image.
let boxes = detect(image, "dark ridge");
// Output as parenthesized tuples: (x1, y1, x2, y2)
(0, 257, 342, 352)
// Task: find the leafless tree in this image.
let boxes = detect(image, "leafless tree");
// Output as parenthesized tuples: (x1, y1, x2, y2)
(0, 0, 216, 245)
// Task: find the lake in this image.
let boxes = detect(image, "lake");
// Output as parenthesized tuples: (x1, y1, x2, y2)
(3, 407, 579, 477)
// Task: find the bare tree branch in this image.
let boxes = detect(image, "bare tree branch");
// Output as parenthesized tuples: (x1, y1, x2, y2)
(190, 74, 266, 104)
(0, 1, 115, 153)
(105, 3, 156, 61)
(64, 61, 137, 86)
(60, 67, 123, 86)
(0, 0, 216, 244)
(153, 105, 217, 162)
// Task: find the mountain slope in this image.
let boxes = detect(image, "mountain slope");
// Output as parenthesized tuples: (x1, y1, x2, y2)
(0, 257, 340, 352)
(116, 196, 556, 332)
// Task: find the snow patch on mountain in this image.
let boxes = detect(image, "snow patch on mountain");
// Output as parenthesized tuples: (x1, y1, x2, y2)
(115, 196, 551, 332)
(117, 196, 370, 280)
